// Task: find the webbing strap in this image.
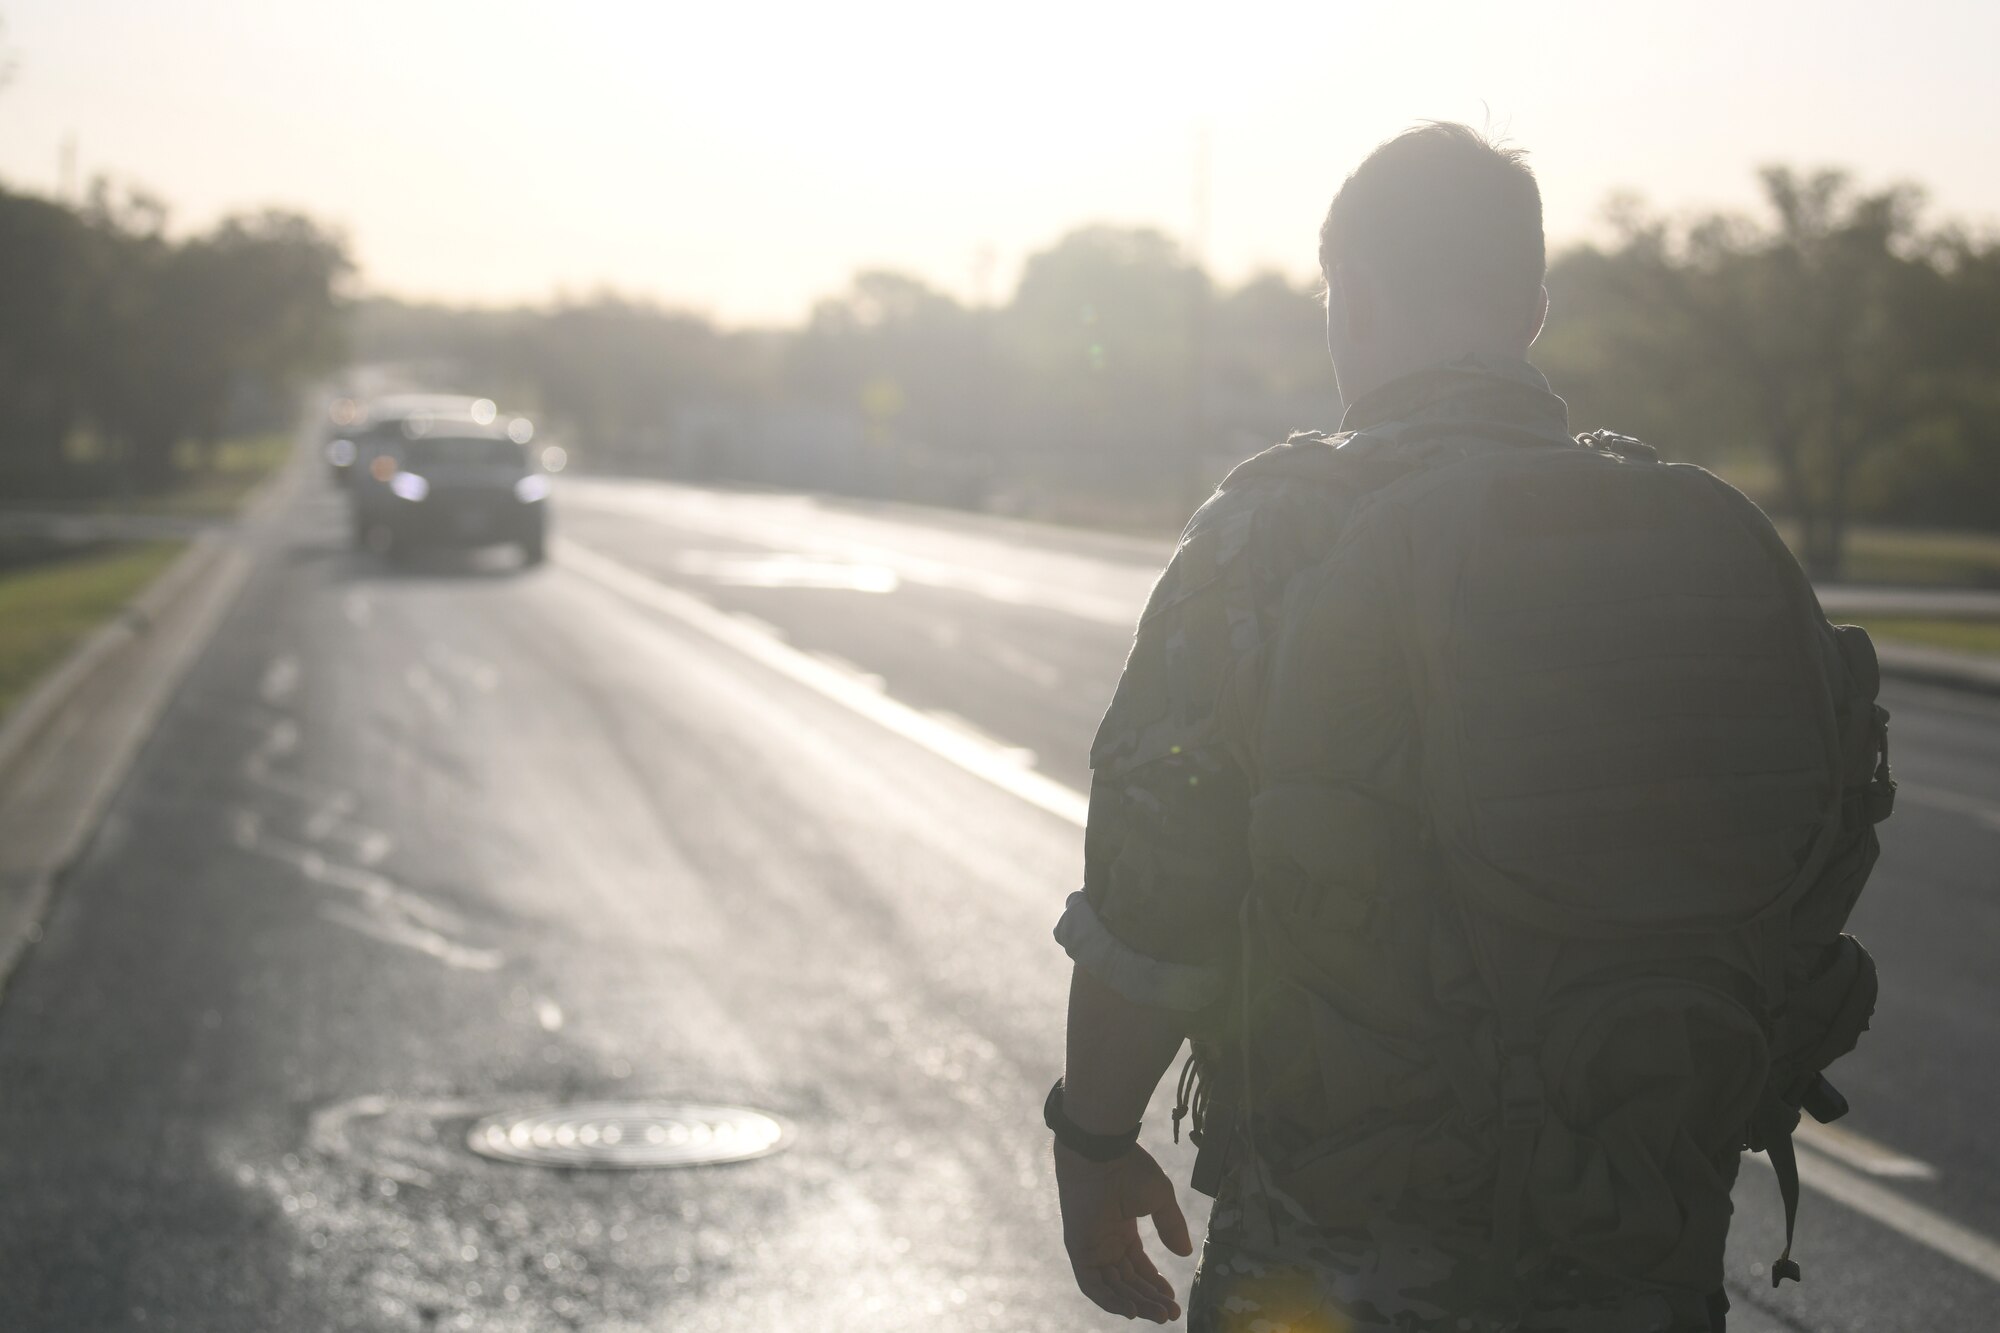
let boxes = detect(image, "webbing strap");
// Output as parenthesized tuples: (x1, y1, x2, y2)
(1766, 1131, 1805, 1286)
(1866, 705, 1896, 823)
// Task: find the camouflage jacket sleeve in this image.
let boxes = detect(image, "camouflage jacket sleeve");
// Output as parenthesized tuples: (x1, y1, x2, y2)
(1055, 475, 1305, 1013)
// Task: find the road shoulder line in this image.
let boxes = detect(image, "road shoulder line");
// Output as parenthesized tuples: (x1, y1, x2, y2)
(555, 536, 1088, 829)
(1746, 1144, 2000, 1285)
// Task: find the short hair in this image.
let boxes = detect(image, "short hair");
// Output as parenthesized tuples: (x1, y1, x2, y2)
(1319, 122, 1545, 325)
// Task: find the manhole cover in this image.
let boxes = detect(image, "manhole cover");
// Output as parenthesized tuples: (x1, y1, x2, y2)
(465, 1101, 792, 1169)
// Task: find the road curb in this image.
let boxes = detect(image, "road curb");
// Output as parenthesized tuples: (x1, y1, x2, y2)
(0, 447, 300, 1000)
(0, 533, 229, 777)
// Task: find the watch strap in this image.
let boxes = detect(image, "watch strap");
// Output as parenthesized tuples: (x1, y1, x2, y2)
(1044, 1078, 1141, 1162)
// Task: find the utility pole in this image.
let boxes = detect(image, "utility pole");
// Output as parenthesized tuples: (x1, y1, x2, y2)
(1184, 126, 1213, 512)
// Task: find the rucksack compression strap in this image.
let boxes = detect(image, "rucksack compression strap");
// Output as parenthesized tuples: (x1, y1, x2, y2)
(1767, 1128, 1805, 1286)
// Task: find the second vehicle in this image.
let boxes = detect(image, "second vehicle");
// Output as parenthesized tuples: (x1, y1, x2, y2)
(352, 420, 551, 566)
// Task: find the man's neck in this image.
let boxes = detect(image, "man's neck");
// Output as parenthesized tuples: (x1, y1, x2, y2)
(1339, 344, 1529, 409)
(1337, 352, 1559, 436)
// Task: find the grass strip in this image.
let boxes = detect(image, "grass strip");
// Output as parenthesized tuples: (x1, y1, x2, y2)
(0, 542, 183, 720)
(1768, 521, 2000, 588)
(1846, 617, 2000, 657)
(129, 433, 294, 517)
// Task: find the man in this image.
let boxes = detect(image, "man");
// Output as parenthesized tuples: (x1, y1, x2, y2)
(1049, 124, 1767, 1332)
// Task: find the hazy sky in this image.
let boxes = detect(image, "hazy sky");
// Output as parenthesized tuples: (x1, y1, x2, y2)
(3, 0, 1995, 325)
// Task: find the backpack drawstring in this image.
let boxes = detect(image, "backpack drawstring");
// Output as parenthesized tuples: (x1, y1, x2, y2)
(1170, 1047, 1208, 1144)
(1234, 893, 1284, 1244)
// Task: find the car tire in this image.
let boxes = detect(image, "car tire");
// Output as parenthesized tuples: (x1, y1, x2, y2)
(521, 535, 547, 566)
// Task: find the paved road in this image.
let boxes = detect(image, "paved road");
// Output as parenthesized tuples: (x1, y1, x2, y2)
(0, 473, 1994, 1331)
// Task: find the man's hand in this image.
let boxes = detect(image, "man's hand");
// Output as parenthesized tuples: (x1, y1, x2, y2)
(1055, 1141, 1194, 1323)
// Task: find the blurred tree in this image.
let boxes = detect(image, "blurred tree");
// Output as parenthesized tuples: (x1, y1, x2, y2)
(789, 270, 989, 493)
(507, 295, 755, 467)
(1003, 226, 1203, 436)
(337, 171, 1997, 547)
(1209, 271, 1343, 441)
(1545, 169, 1987, 578)
(1863, 232, 2000, 531)
(0, 188, 96, 493)
(75, 197, 349, 489)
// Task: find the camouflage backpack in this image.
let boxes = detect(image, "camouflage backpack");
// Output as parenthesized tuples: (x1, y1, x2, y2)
(1234, 422, 1893, 1299)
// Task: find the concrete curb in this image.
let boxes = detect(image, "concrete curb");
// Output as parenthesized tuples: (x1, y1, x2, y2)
(0, 533, 232, 777)
(0, 446, 301, 1000)
(1822, 586, 2000, 696)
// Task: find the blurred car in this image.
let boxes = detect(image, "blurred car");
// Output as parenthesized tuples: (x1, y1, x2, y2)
(351, 420, 550, 565)
(326, 394, 510, 488)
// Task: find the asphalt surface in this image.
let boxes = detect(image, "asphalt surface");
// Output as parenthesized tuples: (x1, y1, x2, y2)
(0, 472, 1994, 1331)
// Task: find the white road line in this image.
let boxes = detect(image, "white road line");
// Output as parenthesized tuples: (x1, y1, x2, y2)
(1747, 1144, 2000, 1285)
(319, 902, 504, 973)
(1796, 1119, 1939, 1181)
(925, 709, 1037, 769)
(561, 485, 1147, 625)
(558, 534, 2000, 1286)
(673, 550, 901, 593)
(811, 651, 887, 693)
(241, 719, 396, 862)
(555, 537, 1089, 829)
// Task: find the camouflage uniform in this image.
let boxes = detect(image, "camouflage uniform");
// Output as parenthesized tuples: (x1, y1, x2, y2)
(1055, 357, 1693, 1332)
(1192, 1166, 1681, 1333)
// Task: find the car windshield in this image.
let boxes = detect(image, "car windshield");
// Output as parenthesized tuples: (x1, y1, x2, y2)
(404, 436, 525, 469)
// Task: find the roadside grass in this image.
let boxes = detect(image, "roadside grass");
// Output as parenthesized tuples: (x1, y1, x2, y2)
(1764, 522, 2000, 588)
(1846, 617, 2000, 657)
(9, 432, 294, 521)
(1835, 527, 2000, 589)
(0, 543, 183, 720)
(0, 431, 289, 725)
(129, 433, 294, 517)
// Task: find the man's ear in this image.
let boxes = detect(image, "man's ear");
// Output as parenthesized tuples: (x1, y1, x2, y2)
(1329, 262, 1375, 345)
(1526, 284, 1550, 348)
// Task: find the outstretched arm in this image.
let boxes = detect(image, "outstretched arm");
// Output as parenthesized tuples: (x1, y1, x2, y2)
(1055, 963, 1194, 1324)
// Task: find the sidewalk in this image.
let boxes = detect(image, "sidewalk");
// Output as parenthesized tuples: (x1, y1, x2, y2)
(1871, 640, 2000, 696)
(0, 452, 303, 1002)
(1818, 585, 2000, 623)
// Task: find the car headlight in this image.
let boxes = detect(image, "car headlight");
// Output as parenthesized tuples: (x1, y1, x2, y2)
(389, 471, 430, 502)
(514, 474, 551, 503)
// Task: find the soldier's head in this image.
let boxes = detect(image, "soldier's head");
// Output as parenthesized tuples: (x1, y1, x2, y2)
(1319, 122, 1548, 403)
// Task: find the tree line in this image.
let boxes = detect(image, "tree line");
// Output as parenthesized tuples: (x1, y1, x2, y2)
(0, 181, 348, 498)
(357, 166, 2000, 577)
(3, 166, 1995, 578)
(355, 225, 1339, 528)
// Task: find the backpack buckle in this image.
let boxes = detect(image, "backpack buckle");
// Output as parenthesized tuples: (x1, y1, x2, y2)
(1500, 1052, 1545, 1128)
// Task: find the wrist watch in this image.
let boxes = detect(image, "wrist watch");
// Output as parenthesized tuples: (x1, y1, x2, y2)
(1044, 1078, 1141, 1162)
